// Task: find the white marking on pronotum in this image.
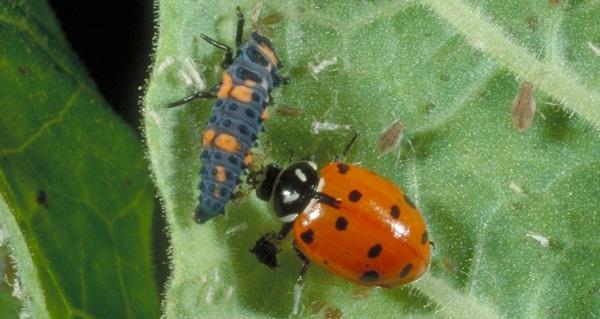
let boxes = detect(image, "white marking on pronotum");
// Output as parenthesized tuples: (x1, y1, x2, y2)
(526, 232, 550, 248)
(304, 178, 325, 214)
(282, 190, 300, 204)
(310, 121, 351, 134)
(292, 282, 304, 315)
(308, 56, 338, 79)
(295, 168, 307, 182)
(587, 41, 600, 56)
(279, 213, 299, 223)
(308, 161, 317, 170)
(225, 222, 248, 236)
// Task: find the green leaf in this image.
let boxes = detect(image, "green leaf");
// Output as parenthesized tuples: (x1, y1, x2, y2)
(0, 1, 159, 318)
(145, 0, 600, 318)
(0, 292, 21, 319)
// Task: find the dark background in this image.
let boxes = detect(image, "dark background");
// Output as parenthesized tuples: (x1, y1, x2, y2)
(48, 0, 169, 291)
(48, 0, 153, 130)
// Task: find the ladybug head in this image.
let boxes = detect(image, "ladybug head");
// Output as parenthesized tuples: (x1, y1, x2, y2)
(270, 161, 319, 222)
(247, 163, 281, 201)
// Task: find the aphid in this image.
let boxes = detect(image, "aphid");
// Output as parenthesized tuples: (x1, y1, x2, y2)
(376, 119, 405, 156)
(248, 134, 431, 288)
(168, 7, 285, 223)
(511, 82, 536, 133)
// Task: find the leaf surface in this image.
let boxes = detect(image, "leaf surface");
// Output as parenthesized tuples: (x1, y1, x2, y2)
(0, 1, 159, 318)
(145, 0, 600, 318)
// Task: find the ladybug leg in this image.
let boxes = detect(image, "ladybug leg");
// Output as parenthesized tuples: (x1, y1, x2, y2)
(292, 240, 310, 315)
(292, 240, 311, 286)
(314, 192, 341, 208)
(277, 221, 294, 240)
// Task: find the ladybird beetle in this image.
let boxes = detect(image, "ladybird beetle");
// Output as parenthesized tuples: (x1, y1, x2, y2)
(249, 134, 431, 287)
(168, 7, 285, 223)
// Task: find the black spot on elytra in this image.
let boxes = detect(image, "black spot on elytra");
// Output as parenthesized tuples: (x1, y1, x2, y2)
(360, 271, 379, 283)
(390, 204, 400, 219)
(300, 229, 314, 244)
(367, 244, 382, 258)
(404, 193, 416, 209)
(337, 163, 349, 174)
(399, 263, 413, 278)
(36, 190, 48, 208)
(335, 217, 348, 231)
(348, 190, 362, 202)
(421, 231, 428, 245)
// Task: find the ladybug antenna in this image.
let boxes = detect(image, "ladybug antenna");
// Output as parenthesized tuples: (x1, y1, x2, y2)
(338, 131, 358, 161)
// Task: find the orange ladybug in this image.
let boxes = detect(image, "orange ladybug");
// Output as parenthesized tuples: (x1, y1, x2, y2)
(249, 135, 431, 287)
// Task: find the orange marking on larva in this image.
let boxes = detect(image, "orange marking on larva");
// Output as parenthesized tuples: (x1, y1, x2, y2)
(230, 85, 253, 103)
(244, 80, 257, 87)
(257, 44, 279, 66)
(215, 165, 226, 182)
(217, 73, 233, 98)
(244, 153, 253, 166)
(202, 129, 216, 146)
(214, 133, 241, 152)
(261, 106, 270, 120)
